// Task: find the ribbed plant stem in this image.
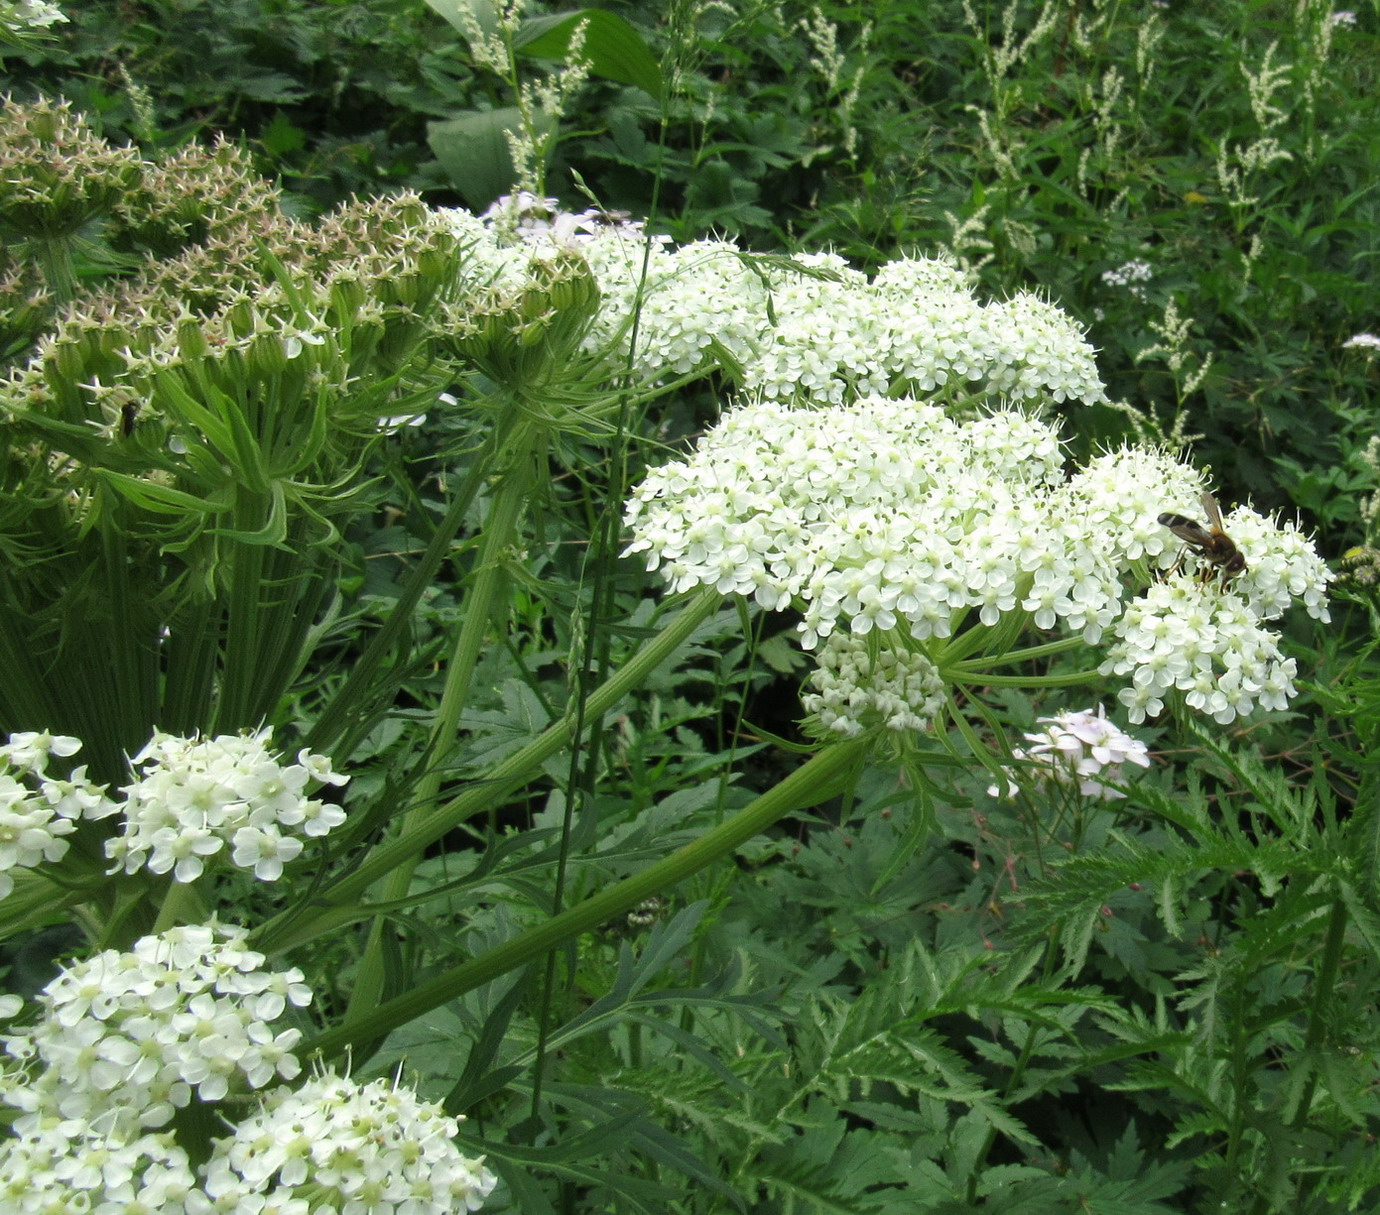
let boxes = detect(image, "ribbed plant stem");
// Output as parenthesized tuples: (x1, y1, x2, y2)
(302, 736, 866, 1060)
(347, 457, 532, 1023)
(256, 588, 724, 956)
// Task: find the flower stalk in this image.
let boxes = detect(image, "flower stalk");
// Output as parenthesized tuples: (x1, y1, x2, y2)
(256, 587, 724, 955)
(349, 429, 538, 1022)
(301, 734, 868, 1061)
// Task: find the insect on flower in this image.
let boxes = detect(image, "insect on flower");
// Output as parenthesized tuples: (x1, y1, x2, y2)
(1158, 491, 1247, 583)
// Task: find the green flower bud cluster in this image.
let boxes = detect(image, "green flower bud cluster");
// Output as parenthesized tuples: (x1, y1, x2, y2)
(439, 244, 602, 392)
(0, 247, 49, 355)
(109, 138, 281, 260)
(0, 97, 143, 241)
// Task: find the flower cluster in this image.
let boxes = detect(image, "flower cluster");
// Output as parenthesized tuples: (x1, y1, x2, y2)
(578, 236, 1107, 407)
(0, 1122, 202, 1215)
(102, 728, 348, 884)
(0, 0, 67, 44)
(0, 731, 113, 900)
(1102, 259, 1152, 288)
(0, 924, 499, 1213)
(802, 633, 947, 737)
(0, 97, 143, 239)
(0, 923, 309, 1136)
(626, 394, 1332, 728)
(1100, 579, 1299, 723)
(989, 706, 1152, 802)
(1101, 258, 1152, 301)
(582, 236, 766, 381)
(453, 211, 1107, 411)
(480, 190, 654, 247)
(202, 1070, 498, 1214)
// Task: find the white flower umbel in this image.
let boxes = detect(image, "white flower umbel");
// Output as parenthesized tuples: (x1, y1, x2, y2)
(581, 235, 769, 381)
(201, 1069, 498, 1215)
(0, 0, 67, 34)
(1100, 579, 1300, 724)
(561, 227, 1108, 408)
(104, 728, 348, 883)
(626, 395, 1332, 728)
(0, 732, 114, 901)
(0, 922, 310, 1137)
(0, 1121, 206, 1215)
(989, 705, 1152, 802)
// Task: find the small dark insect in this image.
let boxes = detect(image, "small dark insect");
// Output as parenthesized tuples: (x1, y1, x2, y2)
(120, 402, 138, 437)
(1158, 491, 1247, 583)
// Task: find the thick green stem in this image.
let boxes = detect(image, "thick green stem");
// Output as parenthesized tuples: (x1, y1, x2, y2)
(255, 587, 723, 955)
(303, 447, 493, 756)
(944, 667, 1106, 688)
(349, 457, 532, 1022)
(299, 736, 867, 1061)
(944, 634, 1091, 669)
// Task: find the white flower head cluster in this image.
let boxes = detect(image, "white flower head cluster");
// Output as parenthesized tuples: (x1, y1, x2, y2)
(1102, 259, 1153, 288)
(626, 395, 1332, 728)
(580, 235, 768, 379)
(0, 731, 114, 901)
(0, 0, 67, 34)
(448, 207, 1106, 414)
(480, 190, 654, 249)
(0, 923, 310, 1137)
(1101, 579, 1299, 724)
(802, 632, 947, 737)
(0, 1122, 202, 1215)
(989, 705, 1152, 802)
(1342, 332, 1380, 352)
(202, 1069, 498, 1215)
(1095, 489, 1332, 723)
(575, 237, 1107, 408)
(1101, 258, 1152, 302)
(0, 924, 499, 1213)
(104, 727, 348, 884)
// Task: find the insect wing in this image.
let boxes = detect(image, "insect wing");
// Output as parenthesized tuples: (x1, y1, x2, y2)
(1158, 512, 1213, 548)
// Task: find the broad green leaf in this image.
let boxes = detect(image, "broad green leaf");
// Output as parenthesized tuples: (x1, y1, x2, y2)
(423, 0, 496, 39)
(516, 10, 662, 99)
(428, 108, 554, 210)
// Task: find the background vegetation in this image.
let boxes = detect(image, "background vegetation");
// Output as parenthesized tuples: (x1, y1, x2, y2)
(2, 1, 1379, 1212)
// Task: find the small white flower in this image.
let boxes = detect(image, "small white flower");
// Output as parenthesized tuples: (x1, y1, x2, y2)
(106, 728, 348, 884)
(1, 923, 310, 1137)
(203, 1070, 499, 1214)
(0, 731, 82, 776)
(1, 0, 68, 31)
(1342, 332, 1380, 351)
(990, 705, 1151, 802)
(0, 736, 113, 902)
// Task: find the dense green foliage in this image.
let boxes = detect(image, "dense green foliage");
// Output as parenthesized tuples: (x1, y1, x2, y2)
(8, 0, 1380, 527)
(2, 1, 1380, 1212)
